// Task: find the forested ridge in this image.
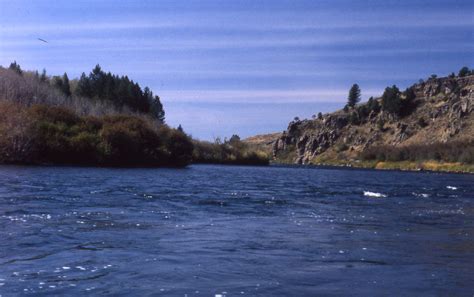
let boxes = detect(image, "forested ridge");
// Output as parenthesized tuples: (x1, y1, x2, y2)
(0, 62, 269, 167)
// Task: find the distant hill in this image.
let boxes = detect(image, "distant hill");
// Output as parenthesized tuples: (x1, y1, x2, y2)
(246, 70, 474, 173)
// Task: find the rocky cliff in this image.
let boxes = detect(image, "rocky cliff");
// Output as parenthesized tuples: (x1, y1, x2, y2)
(254, 74, 474, 168)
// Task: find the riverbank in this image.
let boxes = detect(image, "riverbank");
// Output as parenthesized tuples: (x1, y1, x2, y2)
(300, 159, 474, 174)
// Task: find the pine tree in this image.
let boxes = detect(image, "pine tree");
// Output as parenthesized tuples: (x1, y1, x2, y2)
(9, 61, 22, 75)
(150, 95, 165, 123)
(40, 69, 47, 82)
(381, 85, 402, 115)
(458, 66, 470, 77)
(61, 73, 71, 96)
(75, 72, 92, 97)
(347, 84, 361, 108)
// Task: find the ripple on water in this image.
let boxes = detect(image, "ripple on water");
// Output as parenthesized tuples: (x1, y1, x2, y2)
(0, 165, 473, 296)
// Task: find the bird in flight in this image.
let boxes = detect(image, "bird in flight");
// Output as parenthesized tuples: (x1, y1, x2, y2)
(37, 38, 48, 43)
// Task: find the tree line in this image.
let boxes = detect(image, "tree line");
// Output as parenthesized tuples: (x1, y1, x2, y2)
(1, 62, 270, 167)
(8, 62, 165, 122)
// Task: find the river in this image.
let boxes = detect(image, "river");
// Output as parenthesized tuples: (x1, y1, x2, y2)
(0, 165, 473, 296)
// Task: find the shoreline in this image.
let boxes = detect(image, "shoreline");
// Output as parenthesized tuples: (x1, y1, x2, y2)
(270, 160, 474, 174)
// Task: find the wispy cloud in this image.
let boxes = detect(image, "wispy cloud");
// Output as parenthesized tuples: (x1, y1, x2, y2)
(1, 0, 471, 139)
(159, 88, 382, 103)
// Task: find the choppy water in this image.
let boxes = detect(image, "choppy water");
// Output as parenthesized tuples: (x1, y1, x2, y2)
(0, 164, 473, 296)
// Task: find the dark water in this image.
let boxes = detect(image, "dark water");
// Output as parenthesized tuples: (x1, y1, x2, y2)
(0, 165, 473, 296)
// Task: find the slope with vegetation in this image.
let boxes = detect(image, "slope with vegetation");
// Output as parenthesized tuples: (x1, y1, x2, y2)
(0, 62, 269, 167)
(248, 67, 474, 173)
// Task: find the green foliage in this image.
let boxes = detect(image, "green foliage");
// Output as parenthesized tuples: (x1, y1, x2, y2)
(458, 66, 471, 77)
(367, 97, 380, 112)
(74, 65, 165, 122)
(61, 73, 71, 96)
(52, 73, 72, 97)
(9, 61, 22, 75)
(399, 87, 417, 116)
(381, 85, 402, 115)
(347, 83, 361, 108)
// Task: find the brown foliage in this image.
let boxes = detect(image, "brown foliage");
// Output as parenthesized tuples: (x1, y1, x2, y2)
(360, 141, 474, 164)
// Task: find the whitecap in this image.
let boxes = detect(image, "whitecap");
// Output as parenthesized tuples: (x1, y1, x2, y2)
(364, 191, 387, 198)
(412, 192, 430, 198)
(447, 186, 457, 190)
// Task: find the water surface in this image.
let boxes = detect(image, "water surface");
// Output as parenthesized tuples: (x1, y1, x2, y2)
(0, 165, 473, 296)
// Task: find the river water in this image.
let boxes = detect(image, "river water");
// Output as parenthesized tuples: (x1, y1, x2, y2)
(0, 165, 473, 296)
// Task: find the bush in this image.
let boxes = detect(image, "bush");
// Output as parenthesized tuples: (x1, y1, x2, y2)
(0, 103, 194, 167)
(192, 137, 269, 165)
(360, 140, 474, 164)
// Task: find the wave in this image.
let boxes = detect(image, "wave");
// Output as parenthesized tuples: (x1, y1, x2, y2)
(363, 191, 387, 198)
(446, 186, 458, 190)
(412, 192, 430, 198)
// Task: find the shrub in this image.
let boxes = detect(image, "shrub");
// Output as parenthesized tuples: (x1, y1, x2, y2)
(192, 137, 269, 165)
(0, 103, 194, 167)
(165, 129, 194, 166)
(360, 140, 474, 164)
(0, 102, 35, 163)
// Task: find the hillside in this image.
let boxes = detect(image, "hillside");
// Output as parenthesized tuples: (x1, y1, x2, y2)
(0, 63, 269, 167)
(247, 70, 474, 173)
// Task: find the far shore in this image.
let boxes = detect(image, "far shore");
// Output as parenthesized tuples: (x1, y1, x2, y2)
(270, 160, 474, 174)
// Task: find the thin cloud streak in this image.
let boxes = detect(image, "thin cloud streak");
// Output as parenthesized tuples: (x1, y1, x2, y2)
(159, 89, 382, 104)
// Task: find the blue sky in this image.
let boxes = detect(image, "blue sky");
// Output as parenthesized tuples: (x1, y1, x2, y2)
(1, 0, 472, 140)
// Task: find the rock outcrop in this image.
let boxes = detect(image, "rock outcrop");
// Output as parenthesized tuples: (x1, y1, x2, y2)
(269, 74, 474, 164)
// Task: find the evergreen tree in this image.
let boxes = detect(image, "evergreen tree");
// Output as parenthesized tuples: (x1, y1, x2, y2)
(90, 64, 105, 99)
(151, 95, 165, 122)
(347, 84, 361, 108)
(9, 61, 22, 75)
(53, 76, 64, 93)
(40, 69, 47, 82)
(73, 65, 166, 121)
(61, 73, 71, 96)
(177, 125, 184, 132)
(75, 72, 92, 98)
(229, 134, 241, 144)
(458, 66, 470, 77)
(381, 85, 402, 115)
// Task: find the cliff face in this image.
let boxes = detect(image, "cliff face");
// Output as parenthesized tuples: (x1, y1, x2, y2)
(271, 75, 474, 165)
